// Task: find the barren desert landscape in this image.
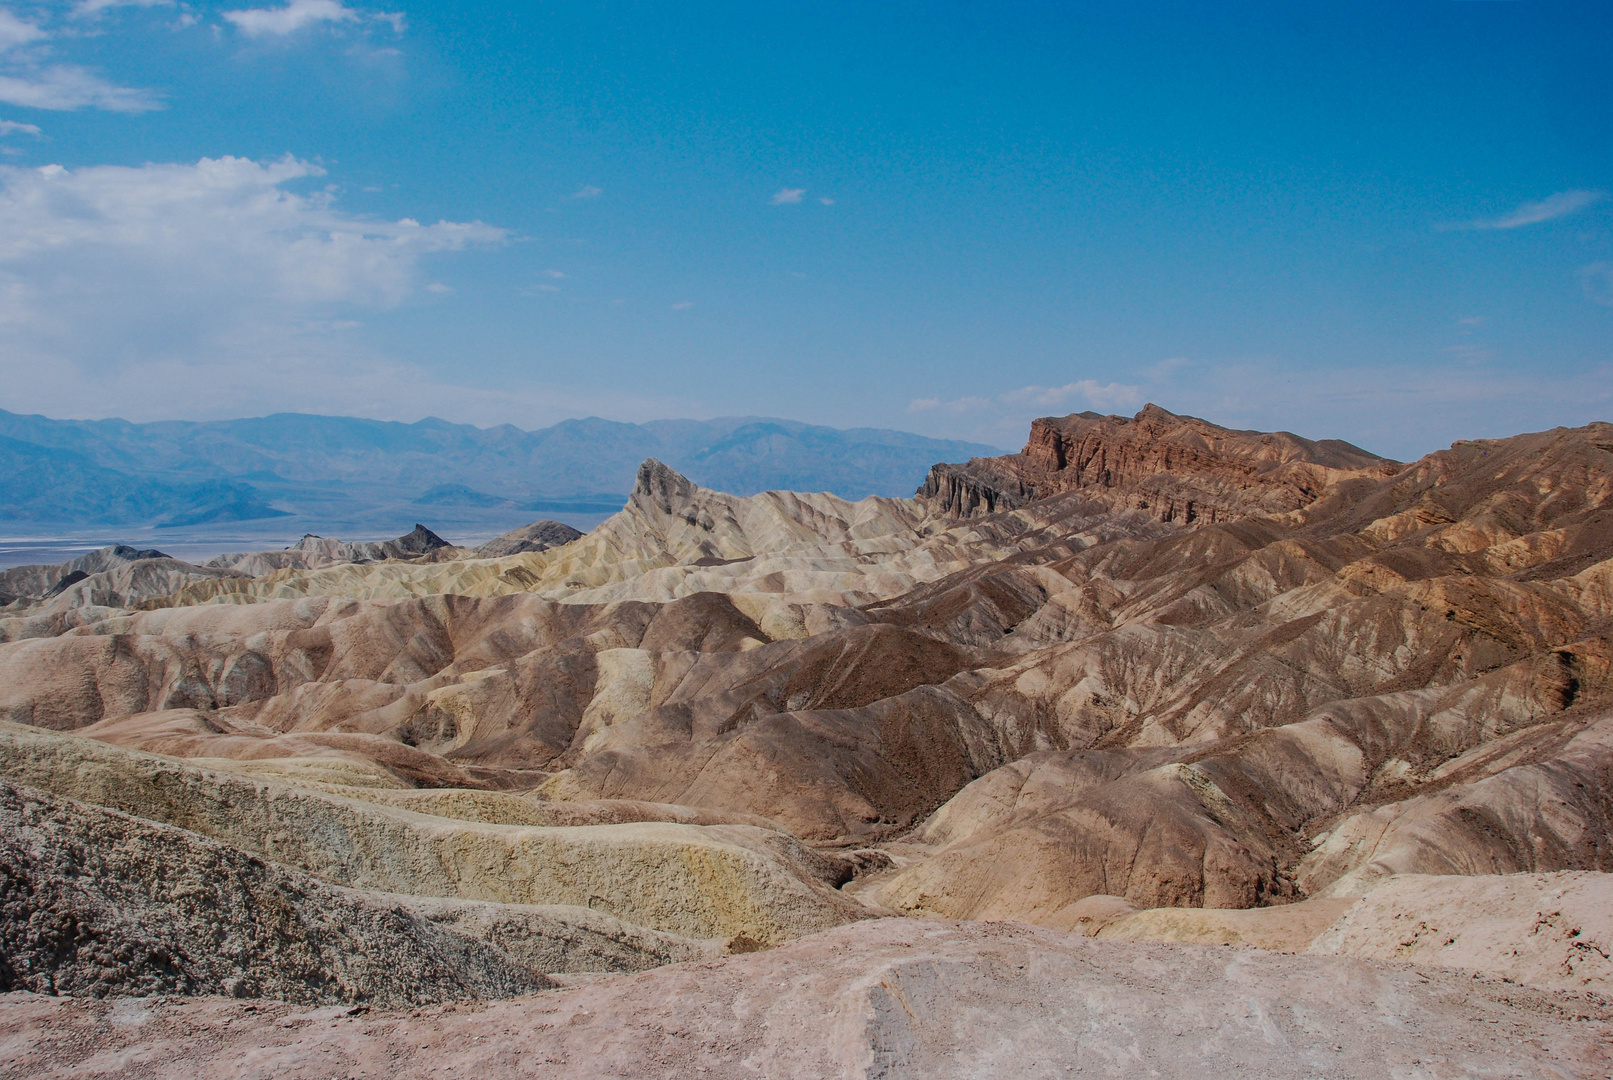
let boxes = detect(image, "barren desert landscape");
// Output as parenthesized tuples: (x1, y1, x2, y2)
(2, 405, 1612, 1077)
(2, 4, 1610, 1074)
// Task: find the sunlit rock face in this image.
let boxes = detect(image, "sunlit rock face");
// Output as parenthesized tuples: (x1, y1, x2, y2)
(919, 403, 1399, 522)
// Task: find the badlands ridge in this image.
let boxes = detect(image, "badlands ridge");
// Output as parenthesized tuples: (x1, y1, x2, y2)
(1, 404, 1612, 1077)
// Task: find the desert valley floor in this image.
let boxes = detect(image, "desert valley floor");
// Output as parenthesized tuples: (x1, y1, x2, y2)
(1, 405, 1611, 1078)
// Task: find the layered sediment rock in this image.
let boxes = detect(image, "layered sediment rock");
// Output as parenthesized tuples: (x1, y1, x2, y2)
(3, 409, 1613, 1017)
(920, 404, 1397, 522)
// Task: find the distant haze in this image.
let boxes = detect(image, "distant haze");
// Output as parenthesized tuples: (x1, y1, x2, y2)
(0, 408, 1000, 541)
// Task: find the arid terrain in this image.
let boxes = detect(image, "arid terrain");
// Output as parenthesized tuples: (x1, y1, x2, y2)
(3, 405, 1612, 1077)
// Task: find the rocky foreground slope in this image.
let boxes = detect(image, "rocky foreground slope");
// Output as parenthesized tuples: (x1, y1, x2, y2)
(1, 404, 1612, 1073)
(7, 919, 1611, 1080)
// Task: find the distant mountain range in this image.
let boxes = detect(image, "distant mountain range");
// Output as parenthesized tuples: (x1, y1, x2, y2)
(0, 410, 1001, 532)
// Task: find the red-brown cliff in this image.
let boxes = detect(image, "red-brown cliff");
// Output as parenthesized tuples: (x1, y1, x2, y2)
(920, 403, 1398, 523)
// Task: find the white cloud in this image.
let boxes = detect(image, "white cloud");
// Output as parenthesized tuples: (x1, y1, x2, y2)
(70, 0, 175, 18)
(0, 10, 46, 51)
(669, 301, 693, 310)
(0, 7, 163, 114)
(819, 196, 834, 205)
(1458, 189, 1605, 231)
(0, 156, 501, 299)
(0, 65, 162, 112)
(568, 184, 602, 200)
(0, 155, 506, 420)
(0, 119, 39, 135)
(771, 187, 805, 205)
(222, 0, 365, 36)
(543, 268, 566, 278)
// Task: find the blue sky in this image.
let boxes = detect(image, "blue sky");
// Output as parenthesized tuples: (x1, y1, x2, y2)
(0, 1, 1607, 459)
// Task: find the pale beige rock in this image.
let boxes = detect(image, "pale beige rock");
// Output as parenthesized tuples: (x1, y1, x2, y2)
(1089, 897, 1357, 951)
(1309, 871, 1613, 993)
(4, 919, 1609, 1080)
(0, 723, 865, 945)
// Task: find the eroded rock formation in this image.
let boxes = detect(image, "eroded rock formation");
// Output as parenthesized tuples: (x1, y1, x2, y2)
(919, 403, 1397, 522)
(1, 406, 1612, 1043)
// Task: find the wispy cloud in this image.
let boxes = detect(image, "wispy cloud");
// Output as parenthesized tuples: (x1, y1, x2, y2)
(0, 11, 47, 51)
(568, 184, 602, 200)
(910, 380, 1141, 417)
(0, 8, 163, 112)
(70, 0, 175, 18)
(669, 301, 693, 310)
(222, 0, 401, 37)
(0, 66, 162, 112)
(771, 187, 805, 205)
(0, 153, 519, 429)
(818, 196, 834, 206)
(0, 119, 40, 136)
(908, 379, 1143, 447)
(1455, 189, 1605, 231)
(0, 153, 503, 351)
(1001, 380, 1144, 412)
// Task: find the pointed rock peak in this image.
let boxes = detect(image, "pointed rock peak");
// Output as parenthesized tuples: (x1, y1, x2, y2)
(1134, 403, 1179, 422)
(634, 459, 698, 506)
(396, 524, 451, 553)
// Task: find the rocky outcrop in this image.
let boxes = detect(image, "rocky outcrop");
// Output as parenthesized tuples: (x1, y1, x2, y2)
(473, 520, 583, 558)
(0, 779, 551, 1004)
(0, 545, 168, 607)
(920, 404, 1398, 522)
(1308, 871, 1613, 993)
(0, 722, 868, 946)
(6, 919, 1608, 1079)
(0, 545, 246, 614)
(0, 526, 465, 618)
(122, 459, 1050, 610)
(207, 524, 458, 576)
